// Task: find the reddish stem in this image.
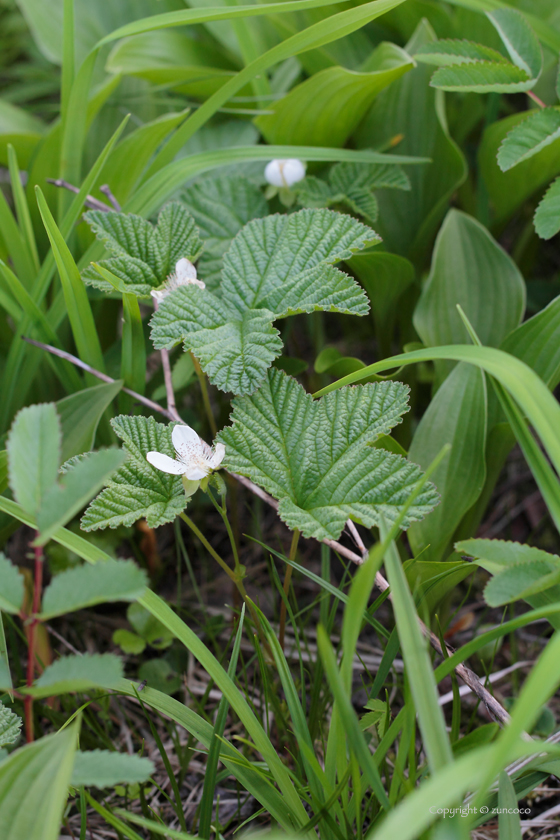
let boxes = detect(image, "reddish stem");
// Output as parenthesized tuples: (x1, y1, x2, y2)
(527, 90, 546, 109)
(24, 539, 43, 743)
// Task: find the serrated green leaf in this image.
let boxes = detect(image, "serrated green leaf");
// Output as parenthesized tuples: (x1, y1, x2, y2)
(40, 559, 147, 620)
(29, 653, 123, 698)
(151, 209, 372, 394)
(0, 725, 77, 840)
(498, 108, 560, 172)
(180, 176, 268, 290)
(487, 8, 542, 80)
(534, 176, 560, 240)
(485, 561, 560, 607)
(71, 750, 154, 788)
(56, 381, 123, 463)
(81, 416, 187, 531)
(0, 555, 24, 615)
(456, 538, 560, 572)
(36, 448, 127, 546)
(0, 704, 21, 747)
(430, 61, 532, 93)
(7, 403, 61, 517)
(414, 39, 508, 66)
(83, 203, 202, 298)
(217, 368, 438, 540)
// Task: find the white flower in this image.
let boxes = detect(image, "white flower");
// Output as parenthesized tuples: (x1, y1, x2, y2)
(151, 258, 205, 304)
(147, 424, 225, 480)
(264, 159, 306, 188)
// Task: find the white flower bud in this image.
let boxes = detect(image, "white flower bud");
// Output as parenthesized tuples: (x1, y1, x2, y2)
(151, 258, 205, 303)
(264, 159, 306, 188)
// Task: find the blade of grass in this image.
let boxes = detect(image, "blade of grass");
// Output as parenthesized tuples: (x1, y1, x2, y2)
(120, 294, 146, 414)
(198, 606, 245, 839)
(35, 186, 105, 376)
(7, 145, 39, 273)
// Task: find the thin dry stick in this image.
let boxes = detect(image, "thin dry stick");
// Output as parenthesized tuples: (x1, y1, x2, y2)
(99, 184, 121, 212)
(27, 339, 513, 726)
(46, 178, 114, 213)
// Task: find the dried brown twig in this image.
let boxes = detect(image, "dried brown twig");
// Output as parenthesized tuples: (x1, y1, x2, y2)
(26, 337, 515, 728)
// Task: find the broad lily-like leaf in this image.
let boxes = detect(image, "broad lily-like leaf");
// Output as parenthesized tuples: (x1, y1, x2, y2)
(150, 208, 374, 395)
(217, 369, 439, 541)
(81, 416, 187, 531)
(82, 202, 202, 298)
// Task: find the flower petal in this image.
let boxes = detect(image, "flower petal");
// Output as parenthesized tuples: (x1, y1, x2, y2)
(172, 424, 201, 454)
(146, 451, 186, 475)
(210, 442, 226, 469)
(185, 465, 209, 481)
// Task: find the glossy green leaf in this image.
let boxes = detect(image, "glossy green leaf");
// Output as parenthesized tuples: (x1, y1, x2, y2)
(40, 558, 147, 619)
(81, 416, 187, 531)
(71, 750, 154, 788)
(0, 556, 24, 616)
(36, 448, 127, 546)
(498, 107, 560, 171)
(29, 653, 123, 698)
(0, 101, 44, 168)
(7, 403, 61, 517)
(414, 210, 525, 355)
(408, 364, 487, 562)
(354, 20, 466, 262)
(0, 725, 77, 840)
(150, 208, 373, 394)
(479, 111, 560, 224)
(218, 368, 438, 540)
(255, 43, 413, 148)
(487, 7, 542, 79)
(56, 381, 123, 463)
(500, 294, 560, 389)
(534, 175, 560, 240)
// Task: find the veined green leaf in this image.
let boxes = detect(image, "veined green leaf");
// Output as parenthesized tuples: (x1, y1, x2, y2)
(500, 294, 560, 390)
(0, 555, 24, 616)
(487, 7, 542, 80)
(7, 403, 61, 518)
(498, 108, 560, 171)
(413, 209, 525, 381)
(83, 202, 202, 298)
(408, 364, 487, 562)
(414, 38, 507, 66)
(40, 558, 147, 619)
(180, 176, 268, 290)
(0, 725, 77, 840)
(150, 208, 372, 394)
(354, 20, 466, 262)
(218, 369, 439, 540)
(314, 344, 560, 532)
(0, 704, 21, 747)
(534, 176, 560, 240)
(56, 381, 123, 463)
(81, 416, 186, 531)
(479, 111, 560, 224)
(36, 448, 127, 545)
(28, 653, 123, 698)
(71, 750, 154, 788)
(430, 61, 532, 93)
(255, 43, 414, 148)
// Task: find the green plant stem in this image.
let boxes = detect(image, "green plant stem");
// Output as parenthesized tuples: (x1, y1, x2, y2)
(210, 493, 243, 580)
(179, 512, 239, 586)
(190, 352, 217, 438)
(279, 529, 300, 650)
(24, 537, 43, 743)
